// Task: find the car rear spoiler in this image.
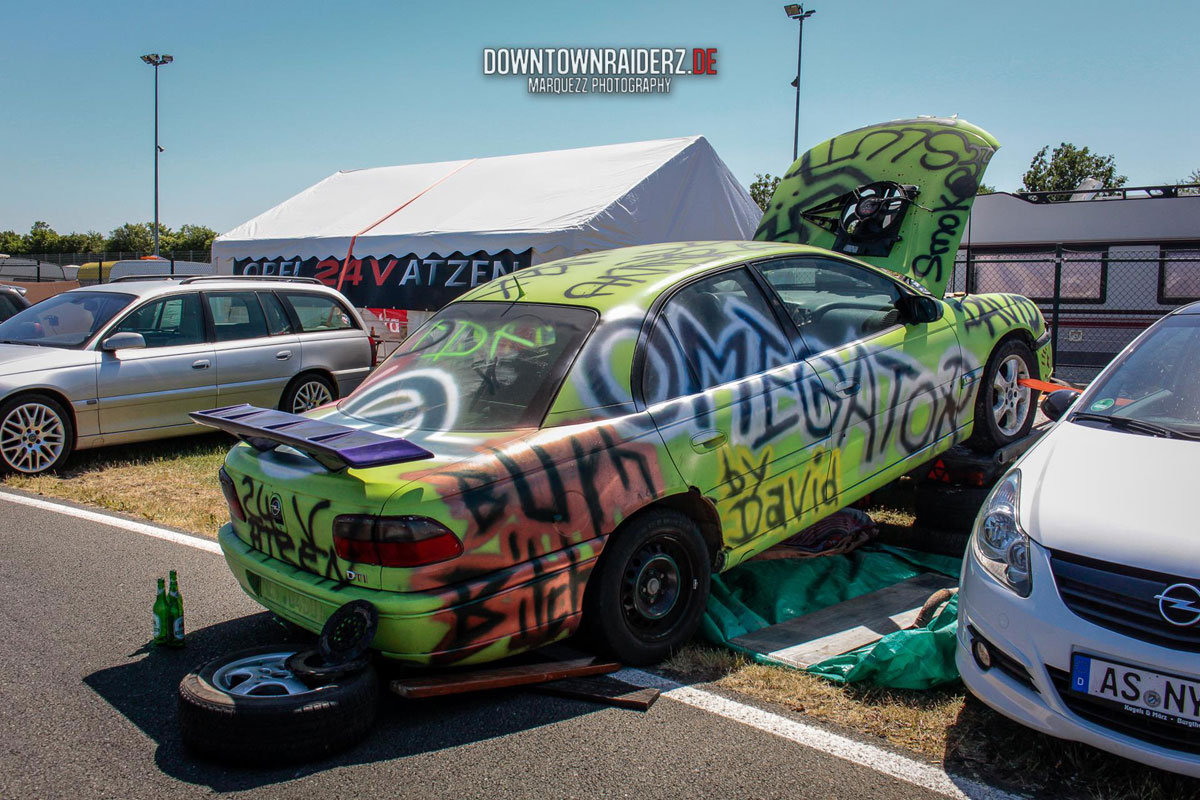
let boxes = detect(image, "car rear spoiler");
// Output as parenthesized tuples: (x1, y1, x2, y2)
(189, 404, 433, 472)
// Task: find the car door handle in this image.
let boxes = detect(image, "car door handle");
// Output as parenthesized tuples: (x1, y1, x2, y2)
(275, 350, 292, 360)
(834, 379, 860, 396)
(192, 359, 210, 370)
(690, 430, 727, 453)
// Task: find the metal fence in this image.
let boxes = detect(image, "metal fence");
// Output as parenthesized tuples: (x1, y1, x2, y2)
(0, 250, 212, 284)
(951, 246, 1200, 384)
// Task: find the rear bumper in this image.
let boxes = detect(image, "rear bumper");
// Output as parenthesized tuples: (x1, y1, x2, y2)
(218, 524, 597, 666)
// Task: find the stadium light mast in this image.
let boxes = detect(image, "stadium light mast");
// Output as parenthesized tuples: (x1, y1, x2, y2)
(783, 5, 815, 162)
(140, 53, 173, 256)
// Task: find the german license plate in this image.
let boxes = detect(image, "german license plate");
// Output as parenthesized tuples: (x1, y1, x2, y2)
(1071, 652, 1200, 730)
(260, 579, 323, 623)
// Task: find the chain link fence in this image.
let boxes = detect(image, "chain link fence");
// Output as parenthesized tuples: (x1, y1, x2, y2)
(951, 246, 1200, 385)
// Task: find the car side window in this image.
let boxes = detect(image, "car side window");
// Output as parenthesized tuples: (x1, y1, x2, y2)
(258, 291, 293, 335)
(642, 319, 699, 405)
(280, 292, 356, 333)
(205, 292, 269, 343)
(653, 267, 793, 396)
(111, 293, 205, 348)
(757, 257, 902, 353)
(0, 293, 23, 320)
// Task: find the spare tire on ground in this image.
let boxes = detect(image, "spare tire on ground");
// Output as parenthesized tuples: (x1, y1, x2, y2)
(178, 644, 378, 765)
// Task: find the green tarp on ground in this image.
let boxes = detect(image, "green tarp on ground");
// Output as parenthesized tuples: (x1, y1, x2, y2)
(701, 545, 963, 689)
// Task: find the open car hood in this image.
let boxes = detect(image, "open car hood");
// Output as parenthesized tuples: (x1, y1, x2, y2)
(754, 116, 999, 297)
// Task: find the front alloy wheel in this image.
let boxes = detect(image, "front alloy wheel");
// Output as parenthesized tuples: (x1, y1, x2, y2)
(992, 354, 1032, 438)
(0, 396, 72, 474)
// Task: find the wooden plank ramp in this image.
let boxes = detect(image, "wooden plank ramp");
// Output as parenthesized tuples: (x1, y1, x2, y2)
(533, 675, 660, 711)
(390, 657, 620, 699)
(730, 573, 957, 669)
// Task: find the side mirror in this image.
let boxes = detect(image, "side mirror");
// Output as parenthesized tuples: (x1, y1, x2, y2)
(102, 331, 146, 351)
(896, 294, 945, 324)
(1041, 389, 1078, 422)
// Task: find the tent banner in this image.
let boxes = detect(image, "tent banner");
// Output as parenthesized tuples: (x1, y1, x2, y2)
(234, 248, 533, 311)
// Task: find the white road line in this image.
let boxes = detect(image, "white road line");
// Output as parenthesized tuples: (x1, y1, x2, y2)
(0, 489, 221, 554)
(616, 667, 1022, 800)
(1, 488, 1017, 800)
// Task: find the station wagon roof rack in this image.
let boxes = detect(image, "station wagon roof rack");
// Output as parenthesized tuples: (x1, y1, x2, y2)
(109, 274, 188, 283)
(178, 275, 322, 285)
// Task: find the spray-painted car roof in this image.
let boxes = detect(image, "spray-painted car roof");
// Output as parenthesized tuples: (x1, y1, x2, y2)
(454, 240, 828, 315)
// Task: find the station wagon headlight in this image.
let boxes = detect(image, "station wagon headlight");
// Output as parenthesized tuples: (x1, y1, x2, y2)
(971, 471, 1032, 597)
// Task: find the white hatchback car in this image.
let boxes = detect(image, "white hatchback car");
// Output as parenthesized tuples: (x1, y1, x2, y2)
(957, 301, 1200, 778)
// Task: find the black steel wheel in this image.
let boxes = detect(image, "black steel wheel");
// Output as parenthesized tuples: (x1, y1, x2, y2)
(584, 509, 710, 665)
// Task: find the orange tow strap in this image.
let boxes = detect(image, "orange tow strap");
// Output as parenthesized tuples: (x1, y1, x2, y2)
(1019, 378, 1080, 393)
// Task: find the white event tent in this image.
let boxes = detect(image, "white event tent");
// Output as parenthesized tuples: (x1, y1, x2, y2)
(212, 136, 761, 336)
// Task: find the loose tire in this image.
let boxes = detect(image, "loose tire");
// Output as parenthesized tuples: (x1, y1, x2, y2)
(0, 393, 74, 474)
(178, 645, 378, 765)
(967, 340, 1039, 452)
(280, 373, 336, 414)
(584, 509, 711, 666)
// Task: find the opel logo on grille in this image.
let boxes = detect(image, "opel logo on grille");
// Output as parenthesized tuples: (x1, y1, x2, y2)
(269, 494, 284, 522)
(1154, 583, 1200, 627)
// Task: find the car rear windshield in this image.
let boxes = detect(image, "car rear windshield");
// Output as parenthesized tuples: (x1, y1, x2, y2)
(0, 291, 133, 348)
(1076, 315, 1200, 437)
(339, 302, 597, 432)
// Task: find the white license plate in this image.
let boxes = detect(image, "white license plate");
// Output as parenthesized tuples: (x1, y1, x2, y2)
(1071, 652, 1200, 730)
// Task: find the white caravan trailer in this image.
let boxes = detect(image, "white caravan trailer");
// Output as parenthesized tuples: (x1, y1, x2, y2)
(955, 185, 1200, 383)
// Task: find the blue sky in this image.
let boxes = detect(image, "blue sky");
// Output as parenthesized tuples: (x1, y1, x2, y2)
(3, 0, 1198, 237)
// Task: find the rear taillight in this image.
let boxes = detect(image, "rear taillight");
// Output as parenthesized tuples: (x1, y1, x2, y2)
(332, 515, 463, 567)
(218, 468, 246, 522)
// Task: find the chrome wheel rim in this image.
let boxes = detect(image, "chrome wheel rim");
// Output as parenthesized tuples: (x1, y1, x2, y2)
(292, 381, 332, 413)
(211, 651, 323, 697)
(0, 402, 66, 473)
(992, 354, 1031, 437)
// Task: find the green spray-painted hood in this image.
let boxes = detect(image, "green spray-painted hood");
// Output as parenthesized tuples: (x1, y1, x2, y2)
(754, 117, 999, 298)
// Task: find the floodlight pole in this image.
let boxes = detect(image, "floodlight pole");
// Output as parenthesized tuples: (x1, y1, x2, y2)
(785, 6, 815, 162)
(141, 53, 173, 256)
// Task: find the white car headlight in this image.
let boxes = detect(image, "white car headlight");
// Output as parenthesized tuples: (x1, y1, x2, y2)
(971, 471, 1032, 597)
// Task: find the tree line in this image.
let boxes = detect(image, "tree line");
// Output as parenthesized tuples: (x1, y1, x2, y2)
(749, 142, 1200, 211)
(0, 221, 218, 256)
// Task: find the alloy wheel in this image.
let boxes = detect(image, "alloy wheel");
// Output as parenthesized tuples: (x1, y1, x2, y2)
(292, 380, 333, 413)
(991, 354, 1032, 437)
(211, 651, 327, 697)
(0, 401, 66, 474)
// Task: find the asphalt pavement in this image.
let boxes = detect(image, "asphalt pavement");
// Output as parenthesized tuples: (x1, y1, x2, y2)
(0, 494, 962, 800)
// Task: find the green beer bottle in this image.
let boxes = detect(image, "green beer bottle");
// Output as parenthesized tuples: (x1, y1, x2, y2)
(166, 570, 185, 647)
(153, 578, 170, 645)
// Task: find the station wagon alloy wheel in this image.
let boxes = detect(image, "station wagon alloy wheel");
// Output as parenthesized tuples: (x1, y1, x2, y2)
(993, 354, 1032, 438)
(0, 400, 67, 474)
(289, 378, 334, 413)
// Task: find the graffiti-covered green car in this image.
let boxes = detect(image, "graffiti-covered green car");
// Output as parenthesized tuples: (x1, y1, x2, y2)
(198, 117, 1052, 666)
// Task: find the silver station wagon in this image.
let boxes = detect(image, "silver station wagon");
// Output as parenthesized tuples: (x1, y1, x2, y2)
(0, 276, 373, 473)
